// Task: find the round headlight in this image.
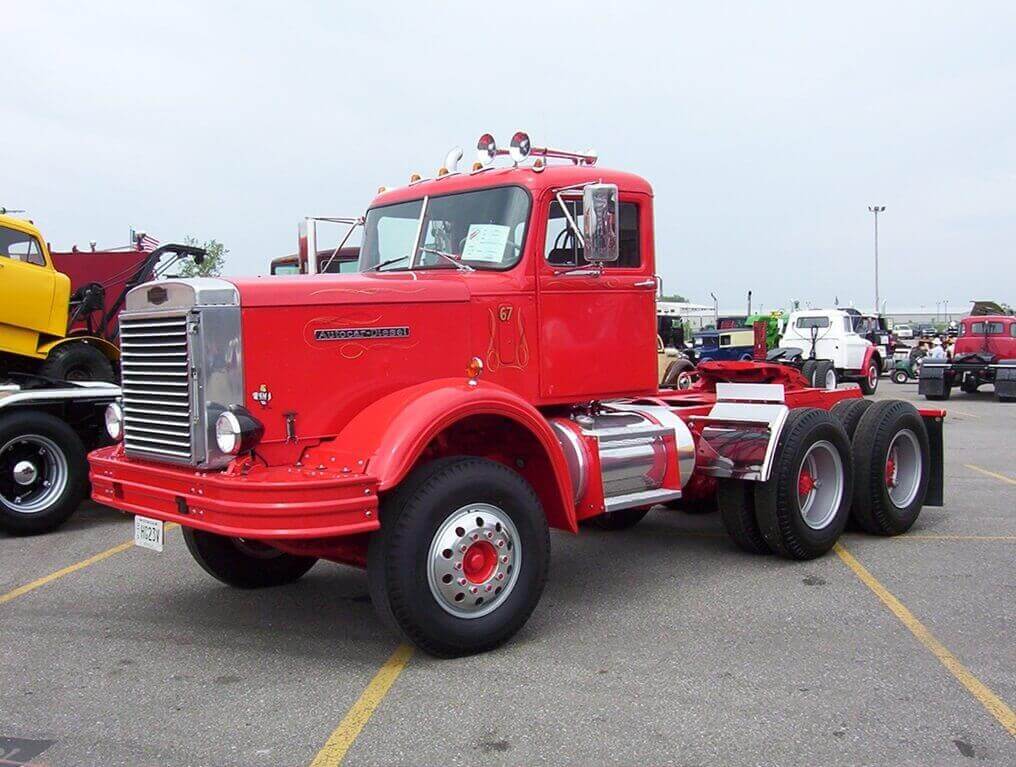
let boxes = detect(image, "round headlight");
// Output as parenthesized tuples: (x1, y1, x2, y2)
(105, 402, 124, 441)
(215, 411, 242, 455)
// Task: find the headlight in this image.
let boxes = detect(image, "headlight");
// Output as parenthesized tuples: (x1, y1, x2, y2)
(105, 402, 124, 441)
(214, 407, 263, 456)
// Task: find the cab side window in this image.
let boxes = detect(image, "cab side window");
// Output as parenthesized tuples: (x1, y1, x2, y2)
(0, 226, 45, 266)
(544, 199, 640, 268)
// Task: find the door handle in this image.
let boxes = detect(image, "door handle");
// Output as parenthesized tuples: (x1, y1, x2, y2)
(633, 279, 656, 288)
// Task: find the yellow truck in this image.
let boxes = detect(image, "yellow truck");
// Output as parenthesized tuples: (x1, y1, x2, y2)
(0, 212, 118, 381)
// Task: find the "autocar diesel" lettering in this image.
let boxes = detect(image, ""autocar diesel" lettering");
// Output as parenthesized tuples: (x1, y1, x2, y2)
(314, 326, 410, 341)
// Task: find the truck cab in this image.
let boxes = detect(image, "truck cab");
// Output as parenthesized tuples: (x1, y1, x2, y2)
(781, 308, 882, 393)
(0, 213, 71, 363)
(89, 134, 944, 657)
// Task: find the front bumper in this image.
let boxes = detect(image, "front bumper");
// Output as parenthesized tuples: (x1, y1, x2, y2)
(89, 445, 380, 539)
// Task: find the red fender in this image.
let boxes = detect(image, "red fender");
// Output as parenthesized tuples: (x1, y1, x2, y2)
(861, 345, 880, 373)
(334, 378, 577, 532)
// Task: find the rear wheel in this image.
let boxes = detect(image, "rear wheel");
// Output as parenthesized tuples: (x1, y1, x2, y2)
(183, 529, 317, 588)
(587, 507, 651, 530)
(38, 342, 115, 383)
(718, 479, 770, 554)
(754, 408, 853, 560)
(814, 360, 837, 390)
(0, 411, 88, 535)
(801, 360, 818, 386)
(368, 457, 549, 657)
(849, 400, 930, 536)
(891, 369, 909, 385)
(830, 398, 873, 440)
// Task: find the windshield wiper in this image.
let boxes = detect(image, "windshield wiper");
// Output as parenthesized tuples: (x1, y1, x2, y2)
(368, 255, 411, 271)
(419, 247, 475, 272)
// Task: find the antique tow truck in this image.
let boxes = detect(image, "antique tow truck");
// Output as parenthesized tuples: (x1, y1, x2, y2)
(89, 134, 945, 656)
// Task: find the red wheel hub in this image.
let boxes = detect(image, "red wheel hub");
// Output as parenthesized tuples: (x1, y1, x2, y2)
(798, 468, 816, 496)
(885, 453, 897, 488)
(462, 541, 497, 584)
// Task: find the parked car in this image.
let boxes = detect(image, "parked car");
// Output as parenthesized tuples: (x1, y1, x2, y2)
(895, 324, 914, 340)
(690, 328, 756, 362)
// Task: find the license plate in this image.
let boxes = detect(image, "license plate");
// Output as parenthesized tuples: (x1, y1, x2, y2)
(134, 516, 164, 552)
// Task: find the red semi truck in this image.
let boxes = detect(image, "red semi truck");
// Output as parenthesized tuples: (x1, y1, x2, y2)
(89, 134, 946, 656)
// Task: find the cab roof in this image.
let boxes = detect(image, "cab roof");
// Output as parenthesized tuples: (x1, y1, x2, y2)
(367, 163, 653, 208)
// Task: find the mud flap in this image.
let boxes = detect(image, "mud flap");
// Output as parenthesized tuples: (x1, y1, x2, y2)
(921, 414, 944, 507)
(994, 363, 1016, 398)
(918, 363, 949, 397)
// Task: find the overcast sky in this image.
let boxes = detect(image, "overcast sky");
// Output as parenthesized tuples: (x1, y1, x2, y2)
(5, 1, 1014, 313)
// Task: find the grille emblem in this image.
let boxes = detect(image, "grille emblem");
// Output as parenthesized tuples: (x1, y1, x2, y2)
(147, 286, 168, 305)
(252, 384, 273, 407)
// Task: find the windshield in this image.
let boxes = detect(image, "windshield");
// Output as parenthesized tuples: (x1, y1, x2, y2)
(360, 186, 530, 272)
(795, 316, 830, 330)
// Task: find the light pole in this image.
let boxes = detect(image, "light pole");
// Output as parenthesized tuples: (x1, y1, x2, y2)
(868, 206, 885, 315)
(710, 292, 718, 328)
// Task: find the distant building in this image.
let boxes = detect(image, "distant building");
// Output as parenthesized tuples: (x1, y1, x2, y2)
(657, 301, 717, 330)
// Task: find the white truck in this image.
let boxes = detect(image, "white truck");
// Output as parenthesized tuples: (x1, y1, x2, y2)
(777, 309, 882, 394)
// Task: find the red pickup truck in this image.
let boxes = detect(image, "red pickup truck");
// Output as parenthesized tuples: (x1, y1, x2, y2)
(89, 133, 946, 656)
(920, 314, 1016, 402)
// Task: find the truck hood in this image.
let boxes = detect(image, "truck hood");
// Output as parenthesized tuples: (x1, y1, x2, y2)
(230, 272, 471, 308)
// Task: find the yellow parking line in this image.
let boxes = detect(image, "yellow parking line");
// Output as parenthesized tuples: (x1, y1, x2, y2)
(0, 523, 178, 605)
(310, 643, 414, 766)
(834, 542, 1016, 738)
(965, 464, 1016, 486)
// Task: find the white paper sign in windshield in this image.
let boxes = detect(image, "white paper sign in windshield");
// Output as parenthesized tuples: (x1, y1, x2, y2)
(461, 224, 510, 263)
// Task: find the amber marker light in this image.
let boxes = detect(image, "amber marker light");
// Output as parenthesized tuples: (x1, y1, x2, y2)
(467, 357, 484, 386)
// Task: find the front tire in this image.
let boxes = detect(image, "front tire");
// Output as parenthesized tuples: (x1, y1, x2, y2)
(0, 411, 88, 535)
(858, 359, 880, 395)
(754, 409, 853, 560)
(891, 369, 909, 385)
(38, 342, 115, 383)
(368, 457, 550, 657)
(182, 528, 317, 588)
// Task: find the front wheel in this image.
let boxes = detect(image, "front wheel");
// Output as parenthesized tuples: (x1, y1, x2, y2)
(38, 341, 115, 383)
(182, 528, 317, 588)
(891, 370, 909, 385)
(0, 411, 88, 535)
(368, 457, 549, 657)
(858, 360, 880, 395)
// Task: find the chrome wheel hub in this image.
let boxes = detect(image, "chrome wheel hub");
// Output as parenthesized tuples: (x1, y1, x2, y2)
(0, 435, 68, 514)
(797, 440, 844, 530)
(427, 503, 520, 619)
(13, 460, 37, 486)
(885, 429, 922, 508)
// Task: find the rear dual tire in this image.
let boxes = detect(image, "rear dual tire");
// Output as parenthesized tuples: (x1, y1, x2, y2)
(753, 409, 853, 560)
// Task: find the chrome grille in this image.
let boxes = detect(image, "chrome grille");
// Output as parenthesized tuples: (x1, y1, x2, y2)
(120, 314, 194, 461)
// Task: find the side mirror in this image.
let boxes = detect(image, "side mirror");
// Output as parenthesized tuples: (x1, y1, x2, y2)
(582, 183, 619, 262)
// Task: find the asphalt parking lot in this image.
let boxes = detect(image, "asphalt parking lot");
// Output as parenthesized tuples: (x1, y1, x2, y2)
(2, 384, 1014, 767)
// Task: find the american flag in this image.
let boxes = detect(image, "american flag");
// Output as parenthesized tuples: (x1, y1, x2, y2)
(130, 228, 160, 252)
